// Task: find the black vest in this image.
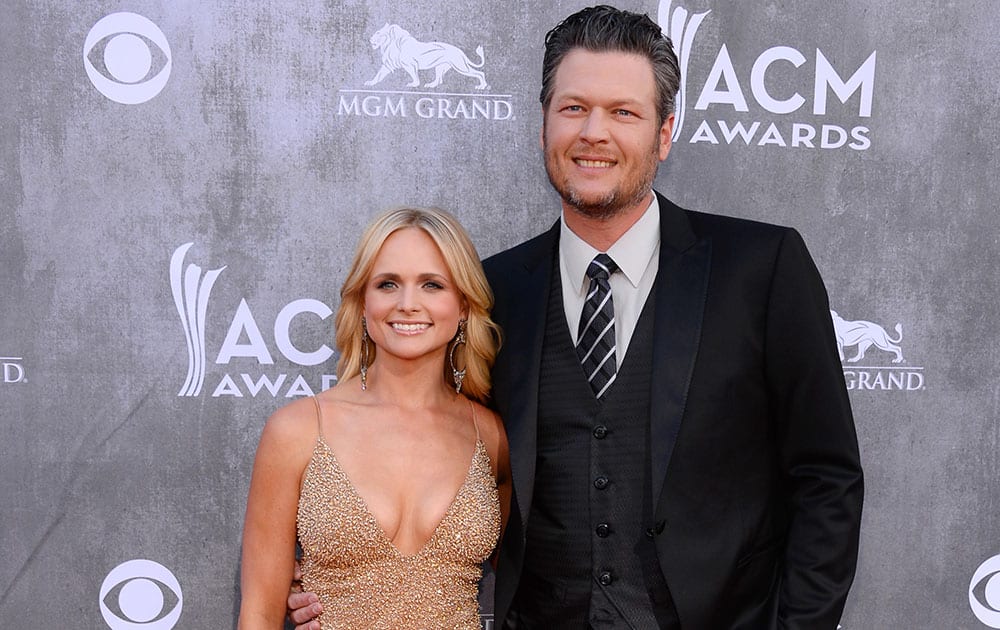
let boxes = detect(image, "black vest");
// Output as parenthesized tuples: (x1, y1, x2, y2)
(508, 256, 678, 628)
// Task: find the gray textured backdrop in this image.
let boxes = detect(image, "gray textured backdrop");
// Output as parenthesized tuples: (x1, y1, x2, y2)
(3, 1, 1000, 628)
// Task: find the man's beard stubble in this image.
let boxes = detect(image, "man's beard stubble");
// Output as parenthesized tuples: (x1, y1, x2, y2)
(543, 140, 660, 222)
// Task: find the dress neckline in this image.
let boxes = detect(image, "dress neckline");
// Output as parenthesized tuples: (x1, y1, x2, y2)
(314, 436, 486, 559)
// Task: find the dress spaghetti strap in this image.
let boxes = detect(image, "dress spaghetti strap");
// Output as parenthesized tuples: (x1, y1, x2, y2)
(311, 396, 324, 439)
(469, 400, 480, 442)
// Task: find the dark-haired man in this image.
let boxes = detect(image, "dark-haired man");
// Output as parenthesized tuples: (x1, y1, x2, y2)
(291, 5, 862, 628)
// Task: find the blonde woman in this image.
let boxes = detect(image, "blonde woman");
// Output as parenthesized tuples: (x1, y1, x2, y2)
(238, 207, 510, 629)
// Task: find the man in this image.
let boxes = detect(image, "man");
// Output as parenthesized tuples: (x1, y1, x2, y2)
(291, 5, 863, 628)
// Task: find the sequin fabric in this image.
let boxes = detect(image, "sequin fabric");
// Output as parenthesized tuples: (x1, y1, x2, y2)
(297, 435, 501, 629)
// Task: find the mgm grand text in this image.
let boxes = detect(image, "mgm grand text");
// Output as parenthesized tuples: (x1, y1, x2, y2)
(338, 93, 514, 121)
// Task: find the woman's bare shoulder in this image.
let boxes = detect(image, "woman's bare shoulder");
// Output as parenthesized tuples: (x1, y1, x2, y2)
(467, 396, 498, 428)
(259, 396, 322, 450)
(470, 400, 507, 464)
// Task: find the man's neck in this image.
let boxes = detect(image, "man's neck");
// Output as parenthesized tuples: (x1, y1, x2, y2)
(561, 191, 655, 251)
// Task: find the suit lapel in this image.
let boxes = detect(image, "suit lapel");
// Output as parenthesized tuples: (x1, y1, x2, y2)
(649, 193, 711, 507)
(500, 223, 559, 537)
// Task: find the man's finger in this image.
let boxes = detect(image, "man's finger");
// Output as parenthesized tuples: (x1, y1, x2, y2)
(287, 590, 316, 611)
(287, 593, 322, 625)
(289, 603, 322, 626)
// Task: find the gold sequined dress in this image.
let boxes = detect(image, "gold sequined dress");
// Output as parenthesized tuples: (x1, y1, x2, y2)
(297, 398, 501, 629)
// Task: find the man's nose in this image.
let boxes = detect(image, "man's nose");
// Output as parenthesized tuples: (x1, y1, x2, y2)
(579, 110, 611, 143)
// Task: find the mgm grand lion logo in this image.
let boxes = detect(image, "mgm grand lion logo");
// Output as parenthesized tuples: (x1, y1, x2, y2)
(831, 310, 904, 364)
(365, 24, 488, 90)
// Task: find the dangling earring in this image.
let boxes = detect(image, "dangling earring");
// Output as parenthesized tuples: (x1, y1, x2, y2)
(449, 319, 467, 394)
(360, 316, 371, 391)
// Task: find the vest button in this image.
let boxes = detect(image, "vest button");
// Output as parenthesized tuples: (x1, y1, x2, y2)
(595, 522, 611, 537)
(592, 425, 608, 439)
(598, 571, 613, 586)
(594, 476, 609, 490)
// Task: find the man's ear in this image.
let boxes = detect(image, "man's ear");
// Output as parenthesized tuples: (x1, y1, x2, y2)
(658, 112, 676, 161)
(540, 107, 547, 150)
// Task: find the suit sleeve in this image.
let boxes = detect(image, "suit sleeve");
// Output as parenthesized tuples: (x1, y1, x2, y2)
(764, 228, 864, 628)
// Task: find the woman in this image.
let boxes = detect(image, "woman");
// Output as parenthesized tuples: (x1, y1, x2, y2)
(238, 207, 510, 629)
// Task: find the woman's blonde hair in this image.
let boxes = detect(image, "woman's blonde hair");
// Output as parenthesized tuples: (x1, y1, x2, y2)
(334, 207, 501, 403)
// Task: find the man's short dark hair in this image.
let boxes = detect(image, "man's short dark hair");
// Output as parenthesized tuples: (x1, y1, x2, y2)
(540, 5, 681, 126)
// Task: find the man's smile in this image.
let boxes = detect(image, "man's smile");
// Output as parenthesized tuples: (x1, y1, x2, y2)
(574, 158, 617, 168)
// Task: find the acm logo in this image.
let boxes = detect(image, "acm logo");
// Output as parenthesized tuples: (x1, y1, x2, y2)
(170, 243, 337, 399)
(658, 0, 877, 151)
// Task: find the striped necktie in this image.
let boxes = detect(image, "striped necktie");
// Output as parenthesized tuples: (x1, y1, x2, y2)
(576, 253, 619, 398)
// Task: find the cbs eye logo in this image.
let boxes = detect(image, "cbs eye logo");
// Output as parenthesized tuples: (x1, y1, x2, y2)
(99, 559, 182, 629)
(971, 554, 1000, 628)
(83, 13, 172, 104)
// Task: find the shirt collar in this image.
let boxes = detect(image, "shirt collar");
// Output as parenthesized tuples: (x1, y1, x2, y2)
(560, 195, 661, 293)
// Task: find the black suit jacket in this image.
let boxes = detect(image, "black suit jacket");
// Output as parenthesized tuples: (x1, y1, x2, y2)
(483, 193, 863, 629)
